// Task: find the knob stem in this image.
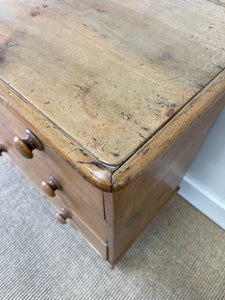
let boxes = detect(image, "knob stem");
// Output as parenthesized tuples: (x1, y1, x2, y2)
(41, 176, 62, 197)
(0, 143, 7, 156)
(56, 208, 71, 224)
(14, 129, 43, 159)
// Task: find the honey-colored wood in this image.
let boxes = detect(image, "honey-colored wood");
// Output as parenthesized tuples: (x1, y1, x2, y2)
(14, 136, 33, 159)
(1, 1, 225, 267)
(0, 0, 225, 191)
(41, 176, 62, 197)
(113, 76, 225, 191)
(14, 129, 44, 159)
(0, 100, 107, 246)
(0, 124, 107, 259)
(56, 208, 71, 225)
(1, 70, 225, 192)
(104, 93, 225, 266)
(0, 81, 112, 191)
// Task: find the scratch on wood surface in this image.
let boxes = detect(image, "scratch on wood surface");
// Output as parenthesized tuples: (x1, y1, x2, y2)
(112, 152, 120, 157)
(0, 0, 225, 167)
(141, 127, 150, 131)
(139, 133, 145, 139)
(77, 160, 105, 169)
(122, 112, 132, 120)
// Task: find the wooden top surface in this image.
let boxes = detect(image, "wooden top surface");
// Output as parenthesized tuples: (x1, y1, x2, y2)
(0, 0, 225, 191)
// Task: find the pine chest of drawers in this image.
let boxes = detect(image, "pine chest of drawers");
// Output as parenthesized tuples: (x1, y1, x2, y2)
(0, 0, 225, 267)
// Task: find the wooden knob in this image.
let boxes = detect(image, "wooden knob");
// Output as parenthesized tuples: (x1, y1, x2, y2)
(14, 129, 43, 159)
(0, 143, 7, 156)
(41, 176, 62, 197)
(56, 208, 71, 224)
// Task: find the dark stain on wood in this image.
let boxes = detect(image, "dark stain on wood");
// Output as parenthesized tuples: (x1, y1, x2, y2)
(141, 127, 150, 131)
(112, 152, 120, 157)
(126, 212, 140, 227)
(143, 148, 149, 155)
(80, 149, 88, 157)
(166, 108, 175, 118)
(78, 160, 105, 169)
(196, 82, 204, 88)
(80, 86, 90, 95)
(139, 133, 145, 139)
(30, 10, 40, 17)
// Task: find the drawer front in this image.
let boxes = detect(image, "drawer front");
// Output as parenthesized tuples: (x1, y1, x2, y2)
(0, 100, 107, 258)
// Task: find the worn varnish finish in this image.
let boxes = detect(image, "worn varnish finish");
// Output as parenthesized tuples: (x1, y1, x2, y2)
(0, 1, 225, 266)
(0, 80, 112, 192)
(104, 93, 225, 266)
(1, 0, 225, 172)
(0, 100, 107, 244)
(113, 73, 225, 190)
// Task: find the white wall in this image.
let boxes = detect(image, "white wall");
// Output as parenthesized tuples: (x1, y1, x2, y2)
(179, 107, 225, 230)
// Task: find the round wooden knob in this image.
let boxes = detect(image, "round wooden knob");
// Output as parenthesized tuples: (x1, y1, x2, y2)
(56, 208, 71, 224)
(14, 129, 44, 159)
(41, 176, 62, 197)
(0, 143, 7, 156)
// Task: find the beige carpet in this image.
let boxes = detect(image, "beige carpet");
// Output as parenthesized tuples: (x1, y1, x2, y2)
(0, 156, 225, 300)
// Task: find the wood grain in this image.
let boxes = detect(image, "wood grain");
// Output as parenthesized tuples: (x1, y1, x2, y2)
(113, 72, 225, 191)
(0, 0, 225, 170)
(1, 1, 225, 265)
(0, 100, 107, 243)
(104, 92, 225, 266)
(0, 81, 113, 192)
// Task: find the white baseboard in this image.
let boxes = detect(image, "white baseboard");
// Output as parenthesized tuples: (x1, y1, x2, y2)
(178, 176, 225, 230)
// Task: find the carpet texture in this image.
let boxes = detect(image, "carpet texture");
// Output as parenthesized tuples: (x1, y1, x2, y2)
(0, 156, 225, 300)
